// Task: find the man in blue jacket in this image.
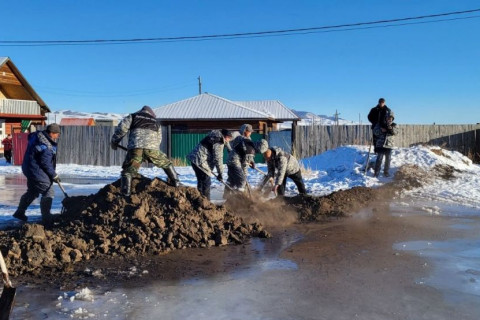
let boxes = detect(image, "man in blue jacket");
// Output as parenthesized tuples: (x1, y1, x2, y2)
(13, 123, 61, 226)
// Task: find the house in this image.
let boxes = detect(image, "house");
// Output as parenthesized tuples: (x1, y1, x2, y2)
(60, 117, 96, 126)
(153, 93, 300, 133)
(0, 56, 50, 138)
(153, 93, 300, 161)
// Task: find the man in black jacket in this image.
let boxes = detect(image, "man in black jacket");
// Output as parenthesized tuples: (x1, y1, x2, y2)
(367, 98, 393, 150)
(368, 98, 392, 130)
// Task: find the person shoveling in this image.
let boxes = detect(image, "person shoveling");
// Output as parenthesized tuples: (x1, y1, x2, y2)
(187, 129, 233, 200)
(12, 123, 62, 227)
(110, 106, 180, 196)
(259, 147, 307, 197)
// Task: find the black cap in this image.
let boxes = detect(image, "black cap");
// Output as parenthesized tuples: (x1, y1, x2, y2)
(46, 123, 61, 133)
(221, 129, 232, 137)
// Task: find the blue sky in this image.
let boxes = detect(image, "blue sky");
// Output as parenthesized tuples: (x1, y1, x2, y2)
(2, 0, 479, 124)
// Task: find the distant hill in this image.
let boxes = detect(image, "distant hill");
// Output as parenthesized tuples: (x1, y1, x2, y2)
(277, 110, 357, 129)
(291, 110, 357, 125)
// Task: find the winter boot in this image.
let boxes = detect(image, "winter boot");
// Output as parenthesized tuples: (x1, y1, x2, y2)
(13, 192, 36, 222)
(40, 197, 54, 227)
(121, 174, 132, 196)
(164, 165, 180, 187)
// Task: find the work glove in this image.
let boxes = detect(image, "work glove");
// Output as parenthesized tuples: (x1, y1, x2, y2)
(53, 175, 61, 183)
(110, 141, 118, 150)
(216, 174, 223, 182)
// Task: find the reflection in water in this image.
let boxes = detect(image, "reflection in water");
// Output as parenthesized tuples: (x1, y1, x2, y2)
(393, 198, 480, 305)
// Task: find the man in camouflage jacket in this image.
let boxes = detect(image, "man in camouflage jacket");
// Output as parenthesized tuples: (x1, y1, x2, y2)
(260, 147, 306, 196)
(111, 106, 179, 196)
(187, 129, 232, 199)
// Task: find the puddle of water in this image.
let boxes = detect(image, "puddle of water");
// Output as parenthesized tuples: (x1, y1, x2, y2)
(394, 238, 480, 301)
(10, 230, 302, 319)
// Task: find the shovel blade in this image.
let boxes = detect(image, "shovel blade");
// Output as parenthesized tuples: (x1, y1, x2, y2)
(0, 286, 16, 320)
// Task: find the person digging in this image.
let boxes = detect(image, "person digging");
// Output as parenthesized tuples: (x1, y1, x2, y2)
(13, 123, 62, 227)
(111, 106, 179, 196)
(260, 147, 307, 196)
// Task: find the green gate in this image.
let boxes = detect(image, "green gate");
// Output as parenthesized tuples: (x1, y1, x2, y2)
(171, 132, 265, 165)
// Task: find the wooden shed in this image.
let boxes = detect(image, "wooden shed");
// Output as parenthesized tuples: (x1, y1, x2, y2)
(1, 56, 50, 158)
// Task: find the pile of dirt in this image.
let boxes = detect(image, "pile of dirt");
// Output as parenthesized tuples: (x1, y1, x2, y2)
(284, 187, 381, 222)
(224, 186, 382, 225)
(0, 177, 270, 276)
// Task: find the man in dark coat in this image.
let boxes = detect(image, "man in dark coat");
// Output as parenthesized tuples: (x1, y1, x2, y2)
(2, 134, 13, 163)
(111, 105, 179, 196)
(373, 113, 398, 177)
(368, 98, 393, 130)
(13, 124, 62, 225)
(368, 98, 394, 160)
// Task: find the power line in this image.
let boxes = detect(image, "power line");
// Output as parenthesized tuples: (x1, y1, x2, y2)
(1, 8, 479, 47)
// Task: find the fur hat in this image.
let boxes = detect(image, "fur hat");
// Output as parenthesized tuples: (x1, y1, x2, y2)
(46, 123, 61, 134)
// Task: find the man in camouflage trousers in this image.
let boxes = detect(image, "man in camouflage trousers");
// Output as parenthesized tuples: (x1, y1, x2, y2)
(224, 124, 269, 197)
(111, 106, 179, 196)
(187, 129, 233, 199)
(260, 147, 306, 196)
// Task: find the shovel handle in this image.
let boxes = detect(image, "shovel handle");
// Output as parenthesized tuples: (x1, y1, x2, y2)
(0, 251, 12, 288)
(57, 181, 68, 198)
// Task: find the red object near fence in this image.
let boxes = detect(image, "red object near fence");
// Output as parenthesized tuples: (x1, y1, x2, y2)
(12, 133, 29, 166)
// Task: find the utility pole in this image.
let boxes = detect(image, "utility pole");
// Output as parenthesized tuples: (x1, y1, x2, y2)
(197, 76, 202, 95)
(334, 109, 340, 126)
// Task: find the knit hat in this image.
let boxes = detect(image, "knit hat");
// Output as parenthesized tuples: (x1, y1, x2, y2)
(46, 123, 61, 134)
(240, 124, 253, 135)
(141, 105, 156, 117)
(388, 112, 395, 120)
(255, 139, 269, 153)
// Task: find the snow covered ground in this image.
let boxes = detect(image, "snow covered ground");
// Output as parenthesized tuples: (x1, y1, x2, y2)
(1, 144, 480, 220)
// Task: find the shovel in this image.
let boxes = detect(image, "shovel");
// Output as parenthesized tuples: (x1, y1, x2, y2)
(0, 251, 16, 320)
(56, 180, 69, 215)
(251, 166, 277, 197)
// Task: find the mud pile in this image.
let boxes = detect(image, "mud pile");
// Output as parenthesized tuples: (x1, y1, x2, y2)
(0, 177, 269, 275)
(284, 187, 380, 222)
(225, 186, 381, 225)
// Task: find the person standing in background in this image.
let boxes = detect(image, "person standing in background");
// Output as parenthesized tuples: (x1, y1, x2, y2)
(2, 134, 13, 163)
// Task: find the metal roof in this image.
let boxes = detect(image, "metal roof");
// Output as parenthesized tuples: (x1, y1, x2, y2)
(234, 100, 299, 121)
(154, 93, 299, 121)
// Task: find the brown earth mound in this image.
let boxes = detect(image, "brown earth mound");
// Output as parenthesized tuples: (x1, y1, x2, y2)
(0, 177, 269, 276)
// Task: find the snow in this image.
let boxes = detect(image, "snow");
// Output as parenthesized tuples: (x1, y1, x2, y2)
(1, 145, 480, 221)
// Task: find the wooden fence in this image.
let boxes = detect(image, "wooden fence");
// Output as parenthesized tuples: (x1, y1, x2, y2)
(35, 126, 167, 166)
(23, 124, 480, 166)
(293, 124, 480, 161)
